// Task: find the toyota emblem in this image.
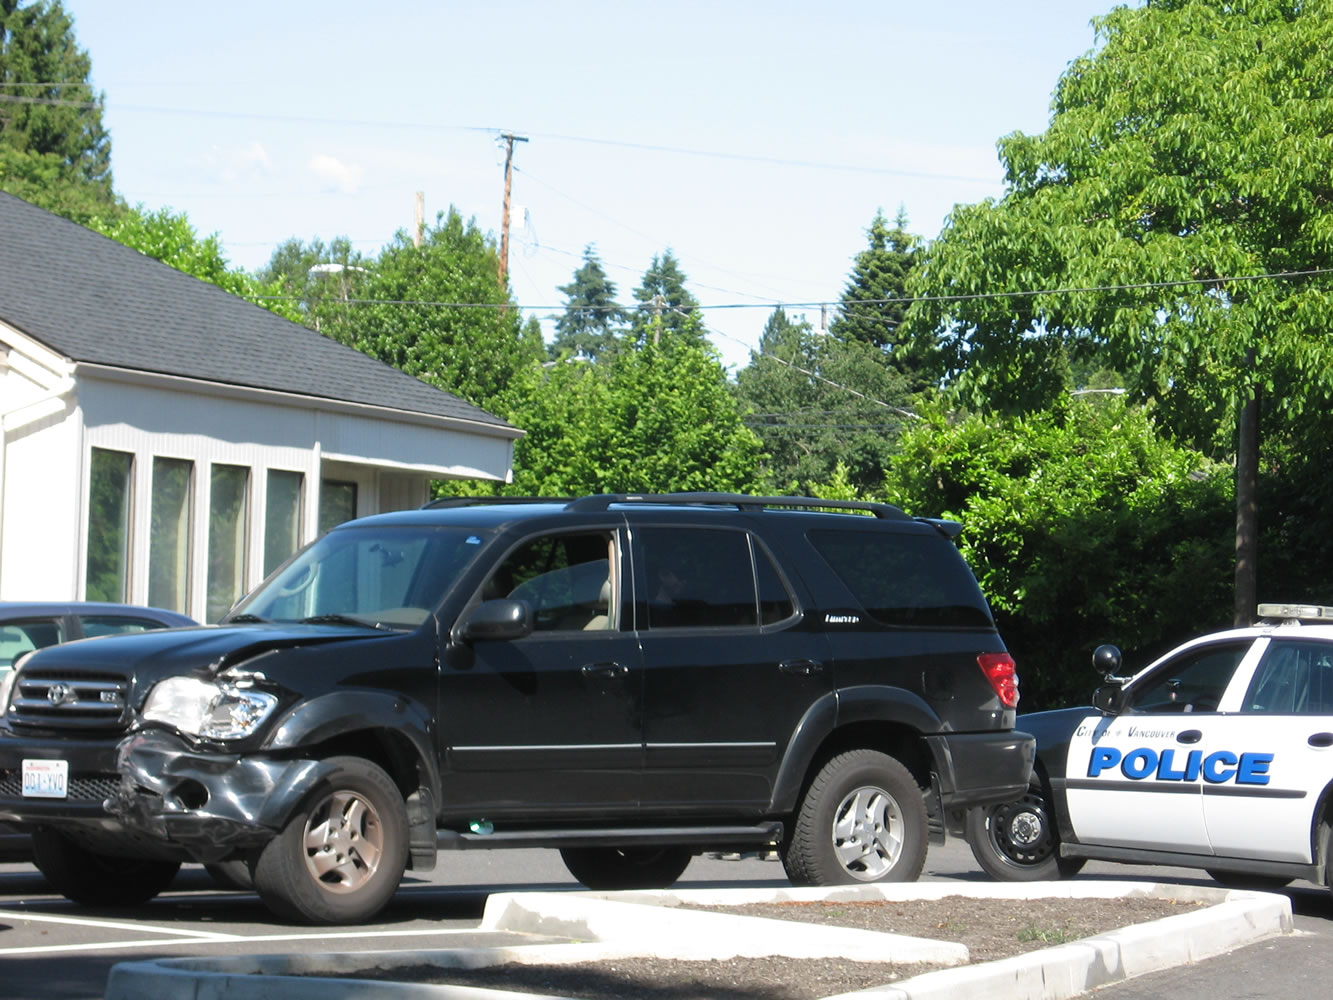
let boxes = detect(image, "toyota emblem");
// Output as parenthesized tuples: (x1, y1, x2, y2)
(47, 683, 73, 706)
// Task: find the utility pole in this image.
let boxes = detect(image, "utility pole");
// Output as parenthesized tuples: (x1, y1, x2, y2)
(498, 132, 528, 284)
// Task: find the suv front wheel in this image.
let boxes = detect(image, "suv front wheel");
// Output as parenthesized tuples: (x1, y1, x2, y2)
(251, 756, 408, 924)
(783, 749, 927, 885)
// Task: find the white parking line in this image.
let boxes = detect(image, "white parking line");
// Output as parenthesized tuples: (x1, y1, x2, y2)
(0, 910, 509, 957)
(0, 909, 238, 940)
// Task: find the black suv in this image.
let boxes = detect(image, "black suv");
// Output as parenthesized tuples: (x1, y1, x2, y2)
(0, 494, 1033, 923)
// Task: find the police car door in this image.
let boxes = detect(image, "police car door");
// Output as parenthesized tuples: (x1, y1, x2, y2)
(1201, 636, 1333, 863)
(1064, 639, 1259, 854)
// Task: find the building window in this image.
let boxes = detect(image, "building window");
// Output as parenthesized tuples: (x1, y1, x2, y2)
(264, 470, 304, 576)
(207, 464, 249, 622)
(86, 448, 133, 602)
(149, 457, 193, 613)
(319, 479, 357, 535)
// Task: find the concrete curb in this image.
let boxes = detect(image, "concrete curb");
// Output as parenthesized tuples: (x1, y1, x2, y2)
(103, 881, 1294, 1000)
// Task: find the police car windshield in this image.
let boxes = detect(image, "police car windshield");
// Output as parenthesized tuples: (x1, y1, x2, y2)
(228, 525, 490, 627)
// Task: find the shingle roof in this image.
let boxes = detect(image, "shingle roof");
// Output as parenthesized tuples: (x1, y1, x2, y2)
(0, 192, 516, 433)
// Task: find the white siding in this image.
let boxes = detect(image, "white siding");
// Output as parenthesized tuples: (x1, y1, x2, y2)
(0, 401, 81, 600)
(0, 362, 516, 622)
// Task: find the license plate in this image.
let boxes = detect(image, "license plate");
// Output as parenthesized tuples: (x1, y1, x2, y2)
(22, 759, 68, 799)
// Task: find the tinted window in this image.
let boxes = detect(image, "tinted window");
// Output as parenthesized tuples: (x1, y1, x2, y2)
(1243, 640, 1333, 714)
(236, 525, 486, 626)
(485, 532, 616, 632)
(807, 528, 993, 628)
(755, 543, 796, 625)
(0, 618, 64, 670)
(79, 615, 176, 639)
(639, 527, 764, 629)
(1127, 641, 1250, 714)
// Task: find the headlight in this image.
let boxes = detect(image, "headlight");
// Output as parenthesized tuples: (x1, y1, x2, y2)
(142, 675, 278, 740)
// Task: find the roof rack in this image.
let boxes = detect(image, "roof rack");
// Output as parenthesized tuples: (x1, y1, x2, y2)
(421, 496, 574, 510)
(562, 492, 911, 520)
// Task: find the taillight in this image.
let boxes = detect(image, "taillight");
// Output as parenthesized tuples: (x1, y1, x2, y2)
(977, 652, 1019, 709)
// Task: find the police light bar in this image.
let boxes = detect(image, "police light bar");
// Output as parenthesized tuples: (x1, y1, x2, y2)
(1257, 603, 1333, 621)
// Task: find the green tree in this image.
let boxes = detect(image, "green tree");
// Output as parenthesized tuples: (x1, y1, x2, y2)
(92, 204, 295, 318)
(905, 0, 1333, 623)
(830, 208, 929, 387)
(338, 208, 542, 414)
(629, 250, 706, 348)
(449, 335, 765, 498)
(881, 395, 1234, 709)
(549, 245, 626, 361)
(733, 307, 912, 493)
(255, 235, 370, 340)
(0, 0, 117, 222)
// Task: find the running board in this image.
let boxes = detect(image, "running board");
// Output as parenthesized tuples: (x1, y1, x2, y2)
(437, 821, 784, 851)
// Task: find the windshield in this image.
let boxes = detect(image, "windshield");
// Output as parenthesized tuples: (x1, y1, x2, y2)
(228, 524, 489, 627)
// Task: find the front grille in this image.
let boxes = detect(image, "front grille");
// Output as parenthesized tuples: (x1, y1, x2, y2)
(0, 769, 120, 802)
(8, 669, 132, 731)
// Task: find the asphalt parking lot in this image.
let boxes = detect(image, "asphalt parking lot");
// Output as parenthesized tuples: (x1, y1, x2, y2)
(1, 840, 1331, 999)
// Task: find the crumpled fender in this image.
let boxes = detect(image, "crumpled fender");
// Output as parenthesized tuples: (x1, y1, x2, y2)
(108, 729, 332, 861)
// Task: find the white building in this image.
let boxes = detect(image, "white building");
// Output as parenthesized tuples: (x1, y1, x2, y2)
(0, 193, 522, 623)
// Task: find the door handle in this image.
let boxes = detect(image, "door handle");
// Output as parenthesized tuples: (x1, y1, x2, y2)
(1309, 732, 1333, 748)
(1177, 730, 1203, 744)
(780, 659, 823, 676)
(581, 662, 628, 680)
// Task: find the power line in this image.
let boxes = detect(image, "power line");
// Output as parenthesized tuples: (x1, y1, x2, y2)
(251, 265, 1333, 314)
(0, 93, 996, 183)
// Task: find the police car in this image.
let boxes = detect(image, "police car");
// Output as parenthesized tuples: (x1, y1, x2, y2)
(966, 604, 1333, 890)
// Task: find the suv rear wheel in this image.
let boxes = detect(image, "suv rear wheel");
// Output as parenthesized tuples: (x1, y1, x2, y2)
(32, 828, 181, 905)
(559, 846, 693, 889)
(251, 756, 407, 924)
(783, 749, 927, 885)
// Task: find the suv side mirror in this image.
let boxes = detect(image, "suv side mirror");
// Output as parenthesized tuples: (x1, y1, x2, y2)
(458, 599, 534, 643)
(1092, 683, 1126, 715)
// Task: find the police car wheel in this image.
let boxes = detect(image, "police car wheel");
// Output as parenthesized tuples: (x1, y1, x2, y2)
(965, 780, 1085, 882)
(1205, 870, 1292, 891)
(783, 749, 928, 885)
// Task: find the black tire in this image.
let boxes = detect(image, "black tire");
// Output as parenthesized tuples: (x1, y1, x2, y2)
(1205, 870, 1293, 891)
(782, 749, 927, 886)
(560, 846, 693, 890)
(251, 756, 408, 924)
(31, 828, 180, 906)
(965, 778, 1085, 881)
(205, 859, 255, 891)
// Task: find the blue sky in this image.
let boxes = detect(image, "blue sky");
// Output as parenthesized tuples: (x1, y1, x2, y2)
(61, 1, 1124, 371)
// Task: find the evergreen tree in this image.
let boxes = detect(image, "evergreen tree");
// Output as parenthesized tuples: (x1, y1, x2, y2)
(829, 208, 929, 388)
(549, 245, 626, 361)
(629, 250, 706, 348)
(0, 0, 117, 222)
(734, 307, 911, 493)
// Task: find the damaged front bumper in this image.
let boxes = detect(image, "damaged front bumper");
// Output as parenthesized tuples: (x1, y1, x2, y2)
(0, 728, 330, 863)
